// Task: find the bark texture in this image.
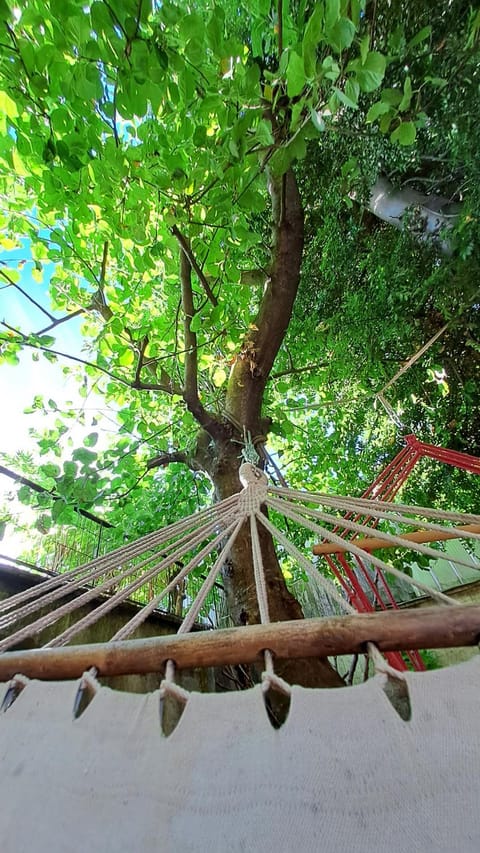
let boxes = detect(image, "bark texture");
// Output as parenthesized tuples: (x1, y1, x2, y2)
(189, 168, 345, 689)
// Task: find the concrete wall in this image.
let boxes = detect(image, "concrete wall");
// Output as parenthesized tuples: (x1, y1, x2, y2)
(0, 564, 215, 696)
(400, 579, 480, 668)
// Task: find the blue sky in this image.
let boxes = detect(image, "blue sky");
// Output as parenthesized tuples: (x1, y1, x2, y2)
(0, 243, 87, 456)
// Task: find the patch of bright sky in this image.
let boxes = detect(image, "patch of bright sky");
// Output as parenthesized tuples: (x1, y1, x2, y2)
(0, 241, 119, 558)
(0, 241, 104, 454)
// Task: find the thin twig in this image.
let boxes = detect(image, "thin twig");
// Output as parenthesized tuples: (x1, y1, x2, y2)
(134, 335, 149, 385)
(1, 325, 131, 387)
(37, 308, 85, 335)
(0, 269, 54, 321)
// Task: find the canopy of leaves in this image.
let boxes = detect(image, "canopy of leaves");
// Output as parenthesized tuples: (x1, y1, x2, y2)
(0, 0, 478, 544)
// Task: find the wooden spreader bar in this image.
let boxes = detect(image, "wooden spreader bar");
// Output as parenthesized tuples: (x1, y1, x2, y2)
(0, 605, 479, 681)
(312, 523, 480, 556)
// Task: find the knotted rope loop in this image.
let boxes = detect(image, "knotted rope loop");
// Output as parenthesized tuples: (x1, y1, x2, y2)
(73, 666, 99, 719)
(261, 650, 291, 696)
(80, 667, 100, 694)
(1, 672, 29, 713)
(367, 642, 407, 681)
(159, 659, 189, 705)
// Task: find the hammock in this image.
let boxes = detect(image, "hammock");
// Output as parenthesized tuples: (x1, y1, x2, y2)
(1, 657, 479, 853)
(1, 461, 480, 851)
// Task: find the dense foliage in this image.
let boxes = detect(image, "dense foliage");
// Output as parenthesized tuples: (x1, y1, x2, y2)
(0, 0, 478, 574)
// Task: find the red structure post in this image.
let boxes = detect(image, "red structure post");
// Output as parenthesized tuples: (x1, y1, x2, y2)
(319, 437, 480, 671)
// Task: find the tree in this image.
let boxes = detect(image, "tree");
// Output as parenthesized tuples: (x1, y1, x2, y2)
(0, 1, 478, 687)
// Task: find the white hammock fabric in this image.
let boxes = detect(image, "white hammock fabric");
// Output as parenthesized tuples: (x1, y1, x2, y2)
(1, 656, 479, 853)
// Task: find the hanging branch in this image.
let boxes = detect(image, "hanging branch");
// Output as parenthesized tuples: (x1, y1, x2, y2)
(88, 240, 112, 320)
(172, 225, 218, 306)
(0, 323, 179, 396)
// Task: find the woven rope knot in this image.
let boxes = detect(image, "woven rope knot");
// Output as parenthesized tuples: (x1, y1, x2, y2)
(238, 463, 268, 513)
(261, 670, 291, 696)
(159, 679, 190, 705)
(79, 668, 99, 694)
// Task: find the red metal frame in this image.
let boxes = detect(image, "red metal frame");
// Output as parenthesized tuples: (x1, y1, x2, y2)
(323, 435, 480, 671)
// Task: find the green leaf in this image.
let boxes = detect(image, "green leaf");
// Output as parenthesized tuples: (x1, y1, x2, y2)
(190, 314, 203, 332)
(345, 78, 360, 106)
(349, 51, 386, 92)
(407, 25, 431, 49)
(207, 6, 225, 53)
(39, 463, 60, 479)
(212, 366, 227, 387)
(325, 0, 340, 31)
(302, 3, 324, 78)
(310, 108, 326, 132)
(390, 120, 416, 146)
(0, 91, 18, 119)
(326, 18, 356, 54)
(51, 499, 66, 523)
(398, 76, 412, 112)
(118, 347, 135, 367)
(269, 145, 296, 177)
(360, 33, 370, 64)
(380, 88, 402, 106)
(256, 119, 274, 146)
(287, 51, 306, 99)
(84, 432, 99, 448)
(72, 447, 98, 465)
(333, 85, 358, 110)
(350, 0, 364, 27)
(366, 100, 392, 122)
(321, 55, 340, 81)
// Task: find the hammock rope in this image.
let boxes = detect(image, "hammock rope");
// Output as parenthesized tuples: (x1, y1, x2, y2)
(0, 462, 479, 676)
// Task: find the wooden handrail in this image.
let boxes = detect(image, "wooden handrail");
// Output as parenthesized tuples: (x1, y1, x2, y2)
(0, 604, 479, 681)
(312, 523, 480, 556)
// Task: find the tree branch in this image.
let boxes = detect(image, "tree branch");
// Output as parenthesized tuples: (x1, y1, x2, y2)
(37, 308, 85, 335)
(130, 369, 182, 395)
(146, 450, 194, 471)
(1, 322, 184, 397)
(100, 240, 109, 284)
(0, 324, 132, 386)
(171, 225, 218, 306)
(180, 251, 199, 405)
(0, 269, 54, 321)
(134, 335, 149, 386)
(226, 168, 304, 430)
(178, 251, 222, 437)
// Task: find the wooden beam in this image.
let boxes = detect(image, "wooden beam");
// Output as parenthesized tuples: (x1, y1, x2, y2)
(312, 523, 480, 556)
(0, 605, 479, 681)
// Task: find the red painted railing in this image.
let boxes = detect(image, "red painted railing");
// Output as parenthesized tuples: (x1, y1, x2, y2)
(322, 435, 480, 671)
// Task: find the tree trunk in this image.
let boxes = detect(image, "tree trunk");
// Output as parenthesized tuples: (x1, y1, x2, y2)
(196, 432, 345, 689)
(183, 167, 344, 690)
